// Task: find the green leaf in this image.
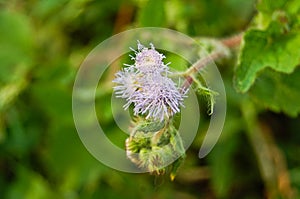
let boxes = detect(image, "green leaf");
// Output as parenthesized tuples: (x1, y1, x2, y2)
(169, 156, 185, 181)
(234, 29, 300, 92)
(138, 0, 166, 26)
(234, 0, 300, 93)
(254, 0, 300, 30)
(135, 119, 165, 133)
(249, 67, 300, 117)
(256, 0, 287, 13)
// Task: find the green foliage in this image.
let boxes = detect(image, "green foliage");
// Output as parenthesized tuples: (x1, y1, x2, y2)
(250, 68, 300, 117)
(234, 0, 300, 116)
(0, 10, 34, 111)
(0, 0, 300, 199)
(138, 0, 166, 26)
(126, 118, 185, 178)
(234, 30, 300, 93)
(193, 75, 218, 115)
(0, 10, 34, 83)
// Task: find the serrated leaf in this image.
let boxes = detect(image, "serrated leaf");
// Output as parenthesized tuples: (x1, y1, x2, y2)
(234, 29, 300, 93)
(234, 30, 300, 92)
(250, 67, 300, 117)
(234, 0, 300, 93)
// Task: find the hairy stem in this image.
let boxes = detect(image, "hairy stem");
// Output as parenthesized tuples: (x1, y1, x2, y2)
(221, 32, 244, 48)
(181, 33, 243, 92)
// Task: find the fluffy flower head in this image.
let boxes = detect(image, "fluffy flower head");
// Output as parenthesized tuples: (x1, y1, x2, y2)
(132, 74, 184, 121)
(113, 42, 186, 121)
(113, 67, 141, 109)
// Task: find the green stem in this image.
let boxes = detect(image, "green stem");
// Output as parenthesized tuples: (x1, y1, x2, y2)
(241, 101, 278, 198)
(241, 100, 295, 199)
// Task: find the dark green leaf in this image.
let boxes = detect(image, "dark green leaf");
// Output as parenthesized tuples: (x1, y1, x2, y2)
(250, 67, 300, 117)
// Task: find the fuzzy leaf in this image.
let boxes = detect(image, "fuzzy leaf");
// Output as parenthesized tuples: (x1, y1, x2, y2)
(249, 67, 300, 117)
(234, 0, 300, 117)
(234, 30, 300, 93)
(234, 0, 300, 93)
(136, 120, 165, 133)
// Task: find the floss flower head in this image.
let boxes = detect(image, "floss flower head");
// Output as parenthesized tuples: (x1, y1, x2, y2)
(113, 42, 186, 121)
(132, 73, 183, 121)
(130, 41, 169, 74)
(113, 67, 140, 109)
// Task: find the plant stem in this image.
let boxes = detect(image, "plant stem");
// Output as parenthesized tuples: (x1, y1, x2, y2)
(241, 101, 295, 199)
(181, 33, 243, 92)
(220, 32, 244, 48)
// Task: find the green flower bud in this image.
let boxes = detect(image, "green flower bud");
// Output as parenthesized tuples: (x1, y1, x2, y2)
(126, 118, 185, 178)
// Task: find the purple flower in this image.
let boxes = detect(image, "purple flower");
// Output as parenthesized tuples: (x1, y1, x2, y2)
(113, 42, 186, 121)
(132, 73, 184, 121)
(112, 67, 141, 109)
(131, 41, 169, 74)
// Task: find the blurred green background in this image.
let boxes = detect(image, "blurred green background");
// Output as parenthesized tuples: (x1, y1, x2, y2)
(0, 0, 299, 198)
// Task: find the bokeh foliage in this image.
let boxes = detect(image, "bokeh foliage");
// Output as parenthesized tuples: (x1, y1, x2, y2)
(0, 0, 299, 199)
